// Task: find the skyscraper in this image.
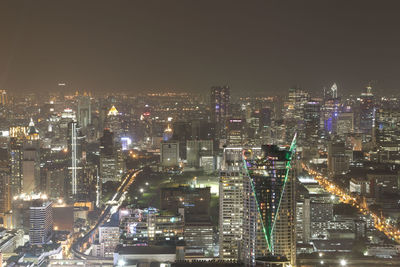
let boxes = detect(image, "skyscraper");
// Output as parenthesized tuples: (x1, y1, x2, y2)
(77, 95, 92, 130)
(9, 129, 26, 196)
(242, 140, 296, 266)
(359, 85, 375, 137)
(304, 101, 321, 143)
(68, 121, 86, 198)
(219, 168, 245, 260)
(210, 86, 230, 140)
(100, 129, 118, 183)
(29, 201, 53, 245)
(22, 120, 40, 194)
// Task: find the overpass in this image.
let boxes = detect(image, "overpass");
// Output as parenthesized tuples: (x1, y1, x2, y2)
(71, 168, 142, 260)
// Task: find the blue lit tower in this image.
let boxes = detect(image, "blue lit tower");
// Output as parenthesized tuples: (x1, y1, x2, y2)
(242, 135, 296, 266)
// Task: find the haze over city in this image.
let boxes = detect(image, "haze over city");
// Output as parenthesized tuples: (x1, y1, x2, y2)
(1, 0, 400, 95)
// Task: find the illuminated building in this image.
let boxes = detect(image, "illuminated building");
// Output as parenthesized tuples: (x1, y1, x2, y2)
(105, 105, 122, 140)
(160, 141, 179, 168)
(163, 124, 173, 141)
(93, 213, 119, 258)
(29, 201, 53, 245)
(119, 208, 184, 245)
(327, 140, 349, 177)
(120, 137, 132, 151)
(304, 101, 321, 143)
(284, 87, 309, 143)
(9, 134, 25, 196)
(0, 171, 11, 214)
(211, 86, 230, 140)
(219, 169, 244, 260)
(337, 112, 354, 136)
(67, 121, 86, 198)
(184, 219, 214, 257)
(0, 90, 7, 106)
(227, 118, 243, 146)
(359, 85, 375, 137)
(242, 141, 296, 266)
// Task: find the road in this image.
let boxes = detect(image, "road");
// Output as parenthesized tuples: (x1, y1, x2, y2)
(71, 168, 142, 260)
(302, 163, 400, 243)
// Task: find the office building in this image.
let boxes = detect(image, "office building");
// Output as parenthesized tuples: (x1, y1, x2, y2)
(242, 144, 296, 266)
(186, 140, 213, 167)
(93, 214, 120, 258)
(100, 129, 118, 183)
(29, 201, 53, 245)
(160, 141, 179, 168)
(68, 121, 86, 197)
(304, 101, 320, 143)
(219, 169, 244, 260)
(77, 95, 92, 129)
(211, 86, 230, 140)
(227, 118, 244, 146)
(22, 121, 40, 194)
(359, 85, 375, 137)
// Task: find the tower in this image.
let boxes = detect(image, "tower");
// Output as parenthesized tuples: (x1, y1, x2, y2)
(242, 137, 296, 266)
(210, 86, 230, 140)
(77, 95, 92, 129)
(68, 121, 85, 198)
(219, 148, 245, 260)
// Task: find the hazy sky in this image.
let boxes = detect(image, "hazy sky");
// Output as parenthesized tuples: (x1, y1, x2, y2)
(1, 0, 399, 95)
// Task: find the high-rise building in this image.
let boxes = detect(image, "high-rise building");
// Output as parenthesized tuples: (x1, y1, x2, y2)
(227, 118, 244, 147)
(93, 214, 120, 258)
(68, 121, 86, 198)
(359, 85, 375, 137)
(0, 90, 7, 106)
(327, 140, 349, 177)
(304, 101, 321, 143)
(242, 143, 296, 266)
(22, 121, 40, 194)
(219, 169, 244, 260)
(0, 171, 11, 214)
(210, 86, 230, 140)
(100, 129, 117, 183)
(29, 201, 53, 245)
(77, 95, 92, 129)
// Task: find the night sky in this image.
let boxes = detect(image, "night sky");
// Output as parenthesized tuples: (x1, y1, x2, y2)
(1, 0, 400, 95)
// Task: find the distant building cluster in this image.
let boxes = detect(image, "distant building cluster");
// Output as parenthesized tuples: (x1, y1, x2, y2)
(0, 83, 400, 266)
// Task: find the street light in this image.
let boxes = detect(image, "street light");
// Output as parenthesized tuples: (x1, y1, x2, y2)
(118, 259, 126, 266)
(340, 259, 347, 266)
(139, 188, 144, 193)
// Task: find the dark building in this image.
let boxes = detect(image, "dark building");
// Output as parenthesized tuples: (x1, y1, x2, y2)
(210, 86, 230, 140)
(304, 101, 321, 143)
(160, 185, 211, 220)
